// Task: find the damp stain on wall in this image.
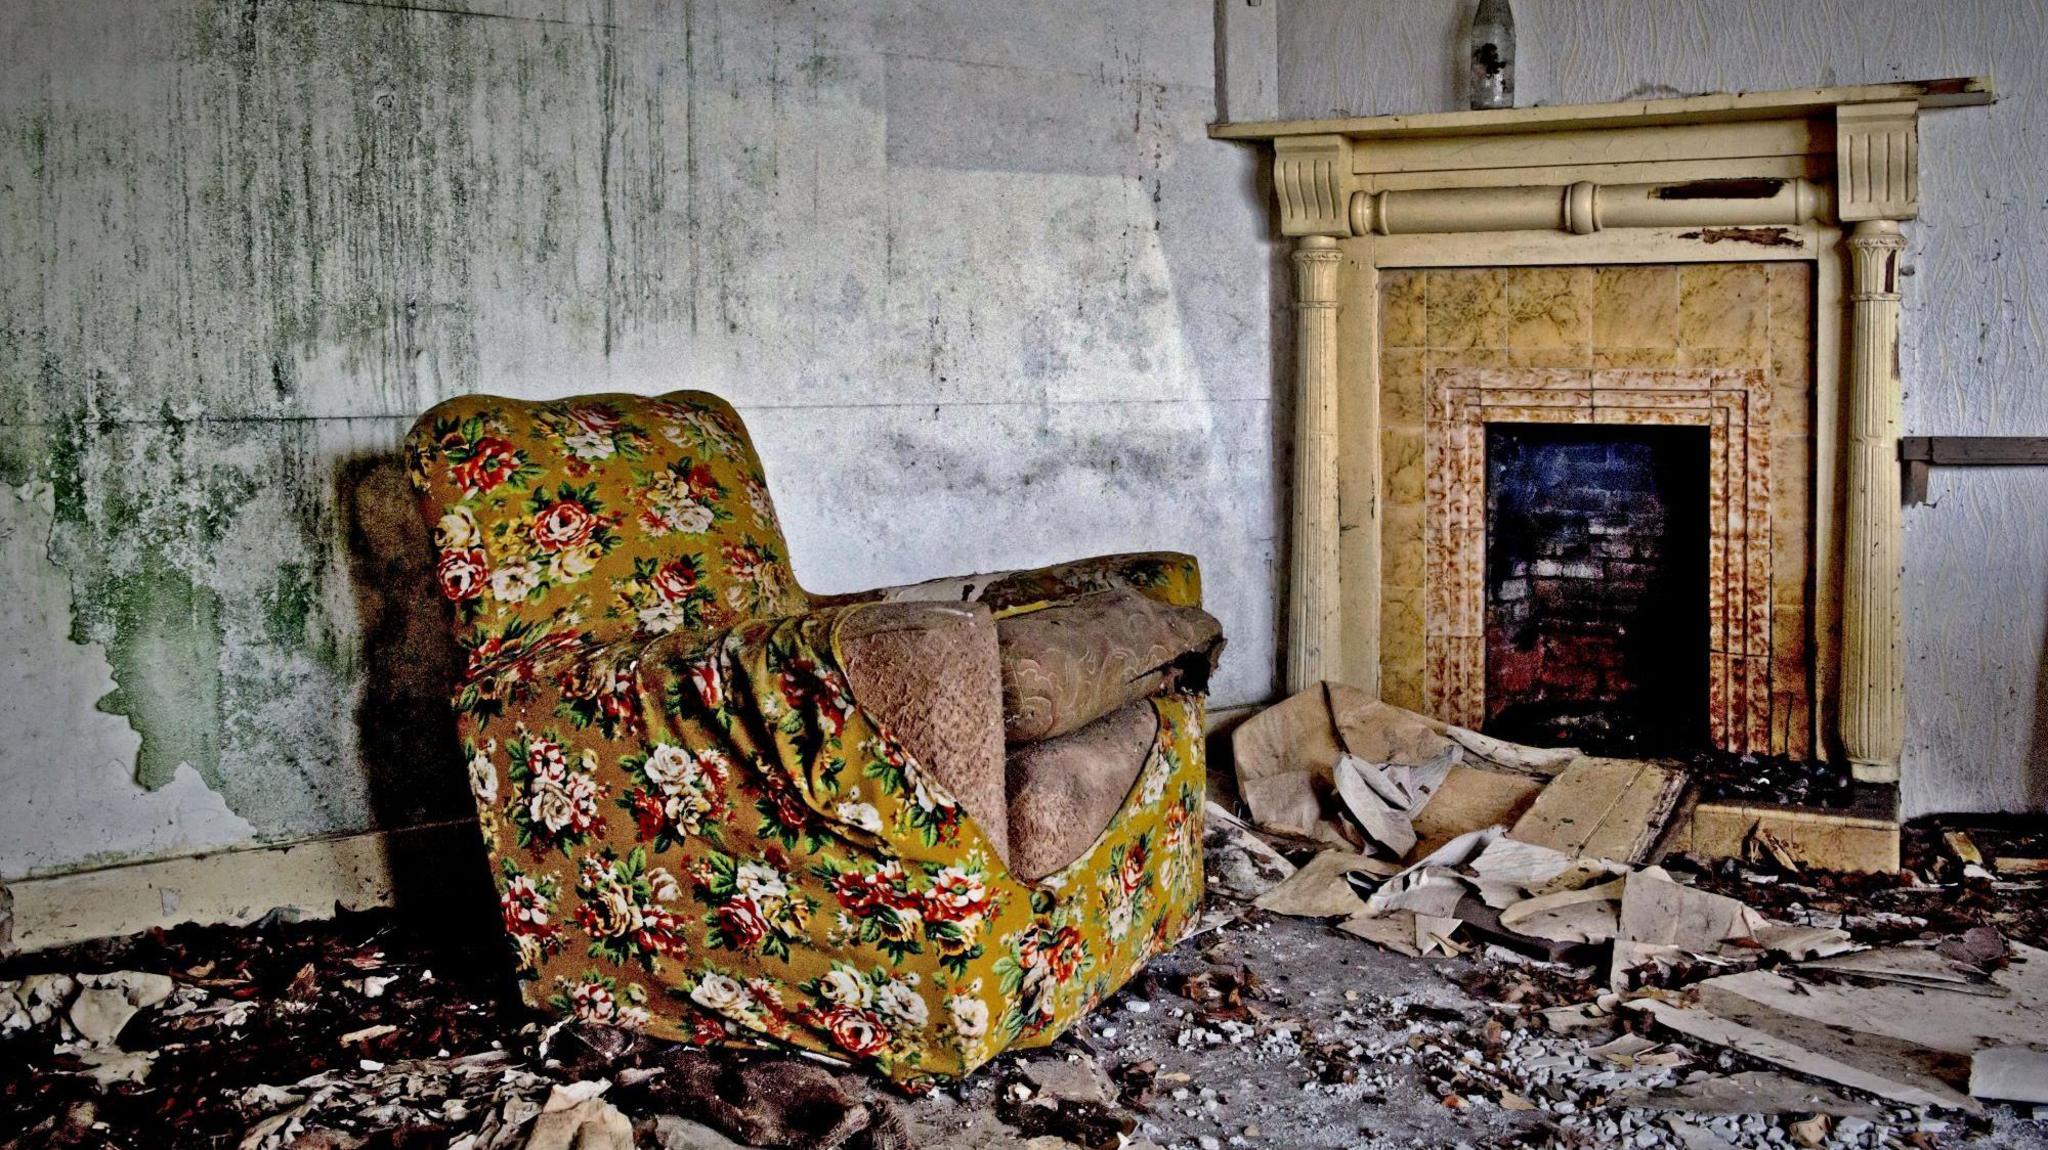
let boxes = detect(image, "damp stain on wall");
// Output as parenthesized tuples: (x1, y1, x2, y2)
(0, 0, 1281, 878)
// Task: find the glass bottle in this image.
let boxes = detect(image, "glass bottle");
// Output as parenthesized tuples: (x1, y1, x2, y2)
(1469, 0, 1516, 111)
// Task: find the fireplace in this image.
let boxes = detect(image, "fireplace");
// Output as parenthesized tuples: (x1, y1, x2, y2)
(1483, 421, 1711, 755)
(1400, 266, 1813, 759)
(1220, 79, 1996, 860)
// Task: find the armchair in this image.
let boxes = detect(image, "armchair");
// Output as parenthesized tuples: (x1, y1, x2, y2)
(407, 391, 1218, 1085)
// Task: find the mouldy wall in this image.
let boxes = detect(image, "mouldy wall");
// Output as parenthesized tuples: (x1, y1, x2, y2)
(1277, 0, 2048, 817)
(0, 0, 1282, 882)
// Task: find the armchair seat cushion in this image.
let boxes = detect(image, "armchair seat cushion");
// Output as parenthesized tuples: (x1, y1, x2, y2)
(1005, 700, 1161, 882)
(996, 588, 1223, 745)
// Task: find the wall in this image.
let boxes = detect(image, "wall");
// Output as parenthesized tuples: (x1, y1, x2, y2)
(1278, 0, 2048, 816)
(0, 0, 1281, 882)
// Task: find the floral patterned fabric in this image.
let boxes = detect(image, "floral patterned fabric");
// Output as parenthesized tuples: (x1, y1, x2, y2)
(407, 391, 1208, 1085)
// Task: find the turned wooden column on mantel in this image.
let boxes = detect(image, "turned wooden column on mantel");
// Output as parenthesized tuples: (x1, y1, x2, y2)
(1835, 102, 1919, 783)
(1286, 234, 1343, 695)
(1839, 220, 1908, 782)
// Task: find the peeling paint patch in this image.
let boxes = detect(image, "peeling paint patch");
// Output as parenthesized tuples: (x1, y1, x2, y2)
(1676, 226, 1802, 247)
(93, 550, 226, 790)
(0, 483, 255, 880)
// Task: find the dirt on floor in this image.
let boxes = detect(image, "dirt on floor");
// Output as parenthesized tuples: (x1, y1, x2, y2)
(3, 819, 2046, 1150)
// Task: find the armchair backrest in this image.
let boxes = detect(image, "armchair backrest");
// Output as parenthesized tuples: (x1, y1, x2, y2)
(407, 391, 806, 679)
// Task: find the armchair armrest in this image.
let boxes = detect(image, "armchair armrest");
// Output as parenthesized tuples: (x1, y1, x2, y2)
(808, 551, 1203, 614)
(832, 602, 1010, 864)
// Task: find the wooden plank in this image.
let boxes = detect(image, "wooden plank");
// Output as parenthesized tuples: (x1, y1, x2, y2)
(1509, 757, 1687, 863)
(1408, 766, 1544, 860)
(1899, 436, 2048, 466)
(1674, 800, 1901, 874)
(1353, 121, 1826, 178)
(1211, 78, 1994, 142)
(1370, 225, 1820, 269)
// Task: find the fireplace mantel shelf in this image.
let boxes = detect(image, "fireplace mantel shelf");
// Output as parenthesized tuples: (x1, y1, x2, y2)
(1210, 77, 1992, 142)
(1218, 77, 1998, 787)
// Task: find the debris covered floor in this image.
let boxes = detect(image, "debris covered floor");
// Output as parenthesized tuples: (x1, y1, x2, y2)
(3, 820, 2046, 1150)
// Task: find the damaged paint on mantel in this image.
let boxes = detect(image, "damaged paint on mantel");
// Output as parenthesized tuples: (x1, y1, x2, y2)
(0, 0, 1280, 882)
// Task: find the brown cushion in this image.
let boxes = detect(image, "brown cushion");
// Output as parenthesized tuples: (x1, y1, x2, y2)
(1005, 700, 1159, 882)
(836, 602, 1010, 863)
(996, 588, 1223, 745)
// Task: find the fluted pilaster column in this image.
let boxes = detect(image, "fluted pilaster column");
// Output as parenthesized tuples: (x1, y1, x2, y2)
(1286, 235, 1343, 694)
(1840, 219, 1907, 782)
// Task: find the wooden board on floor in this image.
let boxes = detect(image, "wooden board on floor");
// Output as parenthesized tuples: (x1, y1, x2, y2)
(1409, 766, 1545, 859)
(1670, 787, 1901, 874)
(1509, 757, 1687, 863)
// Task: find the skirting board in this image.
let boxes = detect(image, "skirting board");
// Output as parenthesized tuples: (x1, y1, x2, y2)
(0, 819, 484, 957)
(2, 705, 1270, 956)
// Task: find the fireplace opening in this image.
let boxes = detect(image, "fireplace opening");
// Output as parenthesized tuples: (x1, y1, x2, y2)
(1483, 422, 1711, 756)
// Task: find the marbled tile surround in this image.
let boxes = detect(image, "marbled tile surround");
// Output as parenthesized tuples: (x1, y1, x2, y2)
(1379, 265, 1815, 757)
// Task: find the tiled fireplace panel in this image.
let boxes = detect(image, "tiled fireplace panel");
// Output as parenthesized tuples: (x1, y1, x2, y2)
(1378, 264, 1816, 757)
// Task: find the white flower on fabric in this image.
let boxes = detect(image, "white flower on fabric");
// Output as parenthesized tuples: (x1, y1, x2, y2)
(819, 967, 871, 1009)
(636, 598, 688, 633)
(528, 775, 576, 833)
(467, 743, 499, 805)
(434, 508, 479, 550)
(876, 981, 929, 1029)
(490, 562, 542, 603)
(947, 995, 989, 1040)
(735, 862, 789, 903)
(690, 973, 749, 1016)
(647, 867, 682, 903)
(835, 802, 883, 834)
(1107, 898, 1134, 942)
(562, 429, 615, 461)
(549, 541, 602, 583)
(671, 501, 714, 534)
(1140, 757, 1170, 806)
(642, 744, 695, 793)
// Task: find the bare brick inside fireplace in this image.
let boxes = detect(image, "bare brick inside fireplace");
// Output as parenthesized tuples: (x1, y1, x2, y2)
(1484, 422, 1710, 754)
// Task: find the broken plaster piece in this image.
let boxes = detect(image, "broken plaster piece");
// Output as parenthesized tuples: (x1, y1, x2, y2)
(1337, 910, 1424, 957)
(64, 971, 174, 1047)
(1970, 1046, 2048, 1104)
(524, 1082, 633, 1150)
(1610, 1070, 1881, 1118)
(1442, 726, 1578, 777)
(1753, 924, 1859, 962)
(1201, 802, 1296, 902)
(1253, 851, 1396, 919)
(1332, 748, 1458, 859)
(1359, 826, 1502, 917)
(1231, 683, 1459, 848)
(1628, 997, 1976, 1112)
(1497, 877, 1625, 944)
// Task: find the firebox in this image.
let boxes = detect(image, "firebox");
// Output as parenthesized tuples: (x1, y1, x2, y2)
(1483, 423, 1711, 755)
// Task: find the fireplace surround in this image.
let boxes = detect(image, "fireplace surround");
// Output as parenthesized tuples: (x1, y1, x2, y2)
(1214, 78, 1997, 788)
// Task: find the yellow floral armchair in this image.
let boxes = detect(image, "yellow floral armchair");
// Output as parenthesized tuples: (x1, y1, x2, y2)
(406, 391, 1210, 1085)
